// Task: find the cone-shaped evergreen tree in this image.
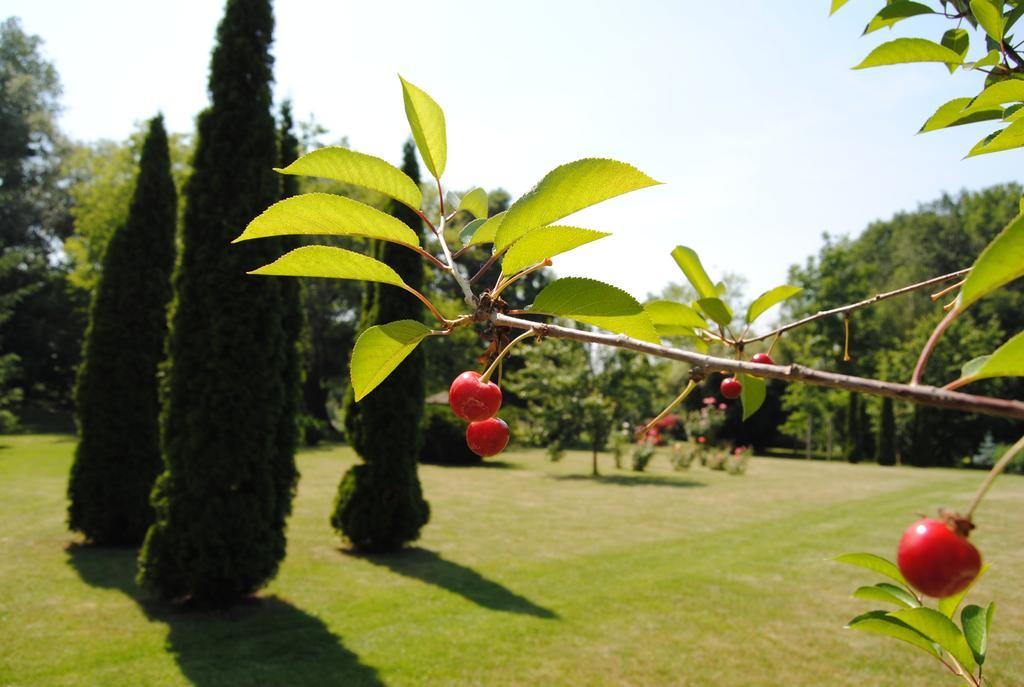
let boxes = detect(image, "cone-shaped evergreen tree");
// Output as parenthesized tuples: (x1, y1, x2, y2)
(844, 392, 861, 463)
(876, 396, 896, 466)
(332, 140, 430, 552)
(138, 0, 299, 604)
(67, 114, 177, 546)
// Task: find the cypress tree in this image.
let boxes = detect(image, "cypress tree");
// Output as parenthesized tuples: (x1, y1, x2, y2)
(877, 396, 896, 466)
(138, 0, 299, 604)
(331, 140, 430, 552)
(67, 115, 177, 546)
(844, 392, 861, 463)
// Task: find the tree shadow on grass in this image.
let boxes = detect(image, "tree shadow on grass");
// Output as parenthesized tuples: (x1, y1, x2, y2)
(550, 473, 707, 489)
(352, 547, 557, 619)
(66, 543, 385, 687)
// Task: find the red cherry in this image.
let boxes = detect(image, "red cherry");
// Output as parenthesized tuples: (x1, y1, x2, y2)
(720, 377, 742, 400)
(897, 518, 981, 598)
(449, 371, 502, 421)
(751, 353, 774, 365)
(466, 418, 509, 457)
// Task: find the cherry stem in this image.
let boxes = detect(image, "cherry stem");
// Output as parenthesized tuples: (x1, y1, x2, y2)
(964, 432, 1024, 522)
(930, 279, 965, 302)
(470, 248, 507, 285)
(479, 328, 538, 383)
(911, 306, 960, 385)
(634, 379, 697, 441)
(401, 285, 449, 326)
(493, 258, 552, 299)
(432, 200, 476, 307)
(842, 314, 851, 362)
(408, 244, 448, 269)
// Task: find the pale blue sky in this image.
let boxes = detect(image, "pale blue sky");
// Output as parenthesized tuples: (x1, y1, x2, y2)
(9, 1, 1021, 314)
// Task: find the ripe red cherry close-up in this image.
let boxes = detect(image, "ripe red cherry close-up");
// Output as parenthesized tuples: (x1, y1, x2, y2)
(896, 518, 982, 598)
(449, 371, 502, 421)
(720, 376, 742, 400)
(751, 353, 774, 365)
(466, 417, 510, 457)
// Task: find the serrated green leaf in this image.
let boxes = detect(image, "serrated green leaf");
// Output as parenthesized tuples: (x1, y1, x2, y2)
(831, 0, 852, 14)
(966, 118, 1024, 156)
(457, 188, 488, 219)
(739, 372, 766, 421)
(273, 146, 422, 211)
(853, 583, 921, 609)
(502, 226, 609, 275)
(919, 97, 1004, 133)
(960, 604, 990, 664)
(938, 565, 988, 618)
(459, 218, 487, 246)
(847, 611, 942, 658)
(953, 331, 1024, 384)
(643, 300, 709, 331)
(468, 211, 505, 245)
(235, 193, 421, 247)
(399, 75, 447, 179)
(959, 213, 1024, 309)
(889, 608, 977, 672)
(970, 48, 1003, 69)
(494, 159, 660, 251)
(854, 38, 966, 69)
(746, 285, 803, 324)
(530, 277, 660, 343)
(696, 297, 734, 327)
(1007, 2, 1024, 32)
(968, 78, 1024, 108)
(835, 553, 910, 586)
(350, 320, 432, 401)
(864, 2, 936, 34)
(1003, 102, 1024, 120)
(940, 28, 970, 72)
(671, 246, 718, 299)
(653, 324, 699, 338)
(971, 0, 1005, 42)
(249, 245, 406, 288)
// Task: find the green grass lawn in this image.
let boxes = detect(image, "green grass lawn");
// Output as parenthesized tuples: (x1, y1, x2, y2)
(2, 434, 1022, 686)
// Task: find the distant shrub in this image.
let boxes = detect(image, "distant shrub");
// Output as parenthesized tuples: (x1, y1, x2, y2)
(631, 442, 655, 472)
(419, 405, 481, 466)
(669, 441, 699, 471)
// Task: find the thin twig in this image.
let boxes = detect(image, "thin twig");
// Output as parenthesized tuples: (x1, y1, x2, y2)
(965, 433, 1024, 521)
(470, 248, 506, 285)
(634, 379, 697, 440)
(911, 306, 960, 385)
(434, 210, 476, 306)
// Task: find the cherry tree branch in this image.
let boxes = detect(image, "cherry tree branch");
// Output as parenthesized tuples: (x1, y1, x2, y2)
(491, 313, 1024, 421)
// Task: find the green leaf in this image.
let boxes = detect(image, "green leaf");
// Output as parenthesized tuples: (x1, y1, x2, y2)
(847, 611, 942, 658)
(249, 245, 406, 289)
(494, 159, 660, 251)
(468, 211, 505, 245)
(530, 277, 660, 343)
(350, 320, 432, 401)
(273, 146, 422, 211)
(959, 212, 1024, 309)
(853, 583, 920, 609)
(834, 553, 910, 586)
(889, 607, 977, 672)
(746, 285, 802, 324)
(643, 300, 709, 331)
(739, 372, 766, 421)
(938, 565, 988, 617)
(671, 246, 718, 299)
(1007, 2, 1024, 32)
(968, 78, 1024, 108)
(1003, 102, 1024, 121)
(971, 0, 1005, 42)
(399, 75, 447, 179)
(696, 297, 734, 327)
(966, 118, 1024, 156)
(235, 193, 421, 247)
(961, 355, 992, 379)
(919, 97, 1004, 133)
(970, 48, 1003, 69)
(961, 603, 996, 665)
(456, 188, 488, 219)
(831, 0, 852, 14)
(853, 38, 966, 69)
(501, 226, 610, 275)
(940, 29, 970, 73)
(953, 331, 1024, 383)
(864, 2, 936, 34)
(459, 218, 487, 246)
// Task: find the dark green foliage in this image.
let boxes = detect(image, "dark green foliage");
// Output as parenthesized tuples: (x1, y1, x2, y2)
(419, 405, 481, 466)
(67, 115, 177, 546)
(877, 396, 896, 466)
(332, 140, 429, 552)
(844, 392, 862, 463)
(138, 0, 299, 603)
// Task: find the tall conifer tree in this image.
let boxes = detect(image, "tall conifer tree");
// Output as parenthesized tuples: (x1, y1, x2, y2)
(138, 0, 299, 603)
(67, 114, 176, 545)
(332, 140, 430, 552)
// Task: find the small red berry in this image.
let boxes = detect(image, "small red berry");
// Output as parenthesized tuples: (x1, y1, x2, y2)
(751, 353, 774, 365)
(449, 371, 502, 421)
(720, 376, 742, 400)
(466, 417, 510, 457)
(897, 518, 981, 598)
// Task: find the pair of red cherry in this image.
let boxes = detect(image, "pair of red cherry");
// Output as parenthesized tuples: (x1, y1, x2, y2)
(449, 371, 509, 457)
(719, 353, 775, 400)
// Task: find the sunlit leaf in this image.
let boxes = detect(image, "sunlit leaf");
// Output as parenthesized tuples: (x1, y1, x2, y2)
(970, 0, 1005, 43)
(235, 193, 421, 247)
(399, 75, 447, 179)
(969, 48, 1003, 69)
(502, 226, 609, 275)
(853, 583, 920, 609)
(831, 0, 852, 14)
(494, 159, 660, 251)
(468, 211, 505, 245)
(952, 331, 1024, 384)
(350, 320, 432, 401)
(968, 78, 1024, 108)
(938, 565, 988, 618)
(863, 2, 935, 35)
(958, 213, 1024, 309)
(671, 246, 718, 299)
(919, 97, 1003, 133)
(835, 553, 910, 586)
(249, 245, 406, 288)
(746, 285, 802, 324)
(961, 603, 996, 665)
(739, 372, 766, 421)
(847, 611, 942, 658)
(459, 218, 487, 246)
(457, 187, 489, 219)
(273, 146, 422, 211)
(696, 297, 734, 327)
(530, 277, 660, 343)
(940, 29, 970, 73)
(854, 38, 965, 69)
(966, 118, 1024, 156)
(1003, 103, 1024, 121)
(889, 607, 977, 672)
(643, 300, 709, 331)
